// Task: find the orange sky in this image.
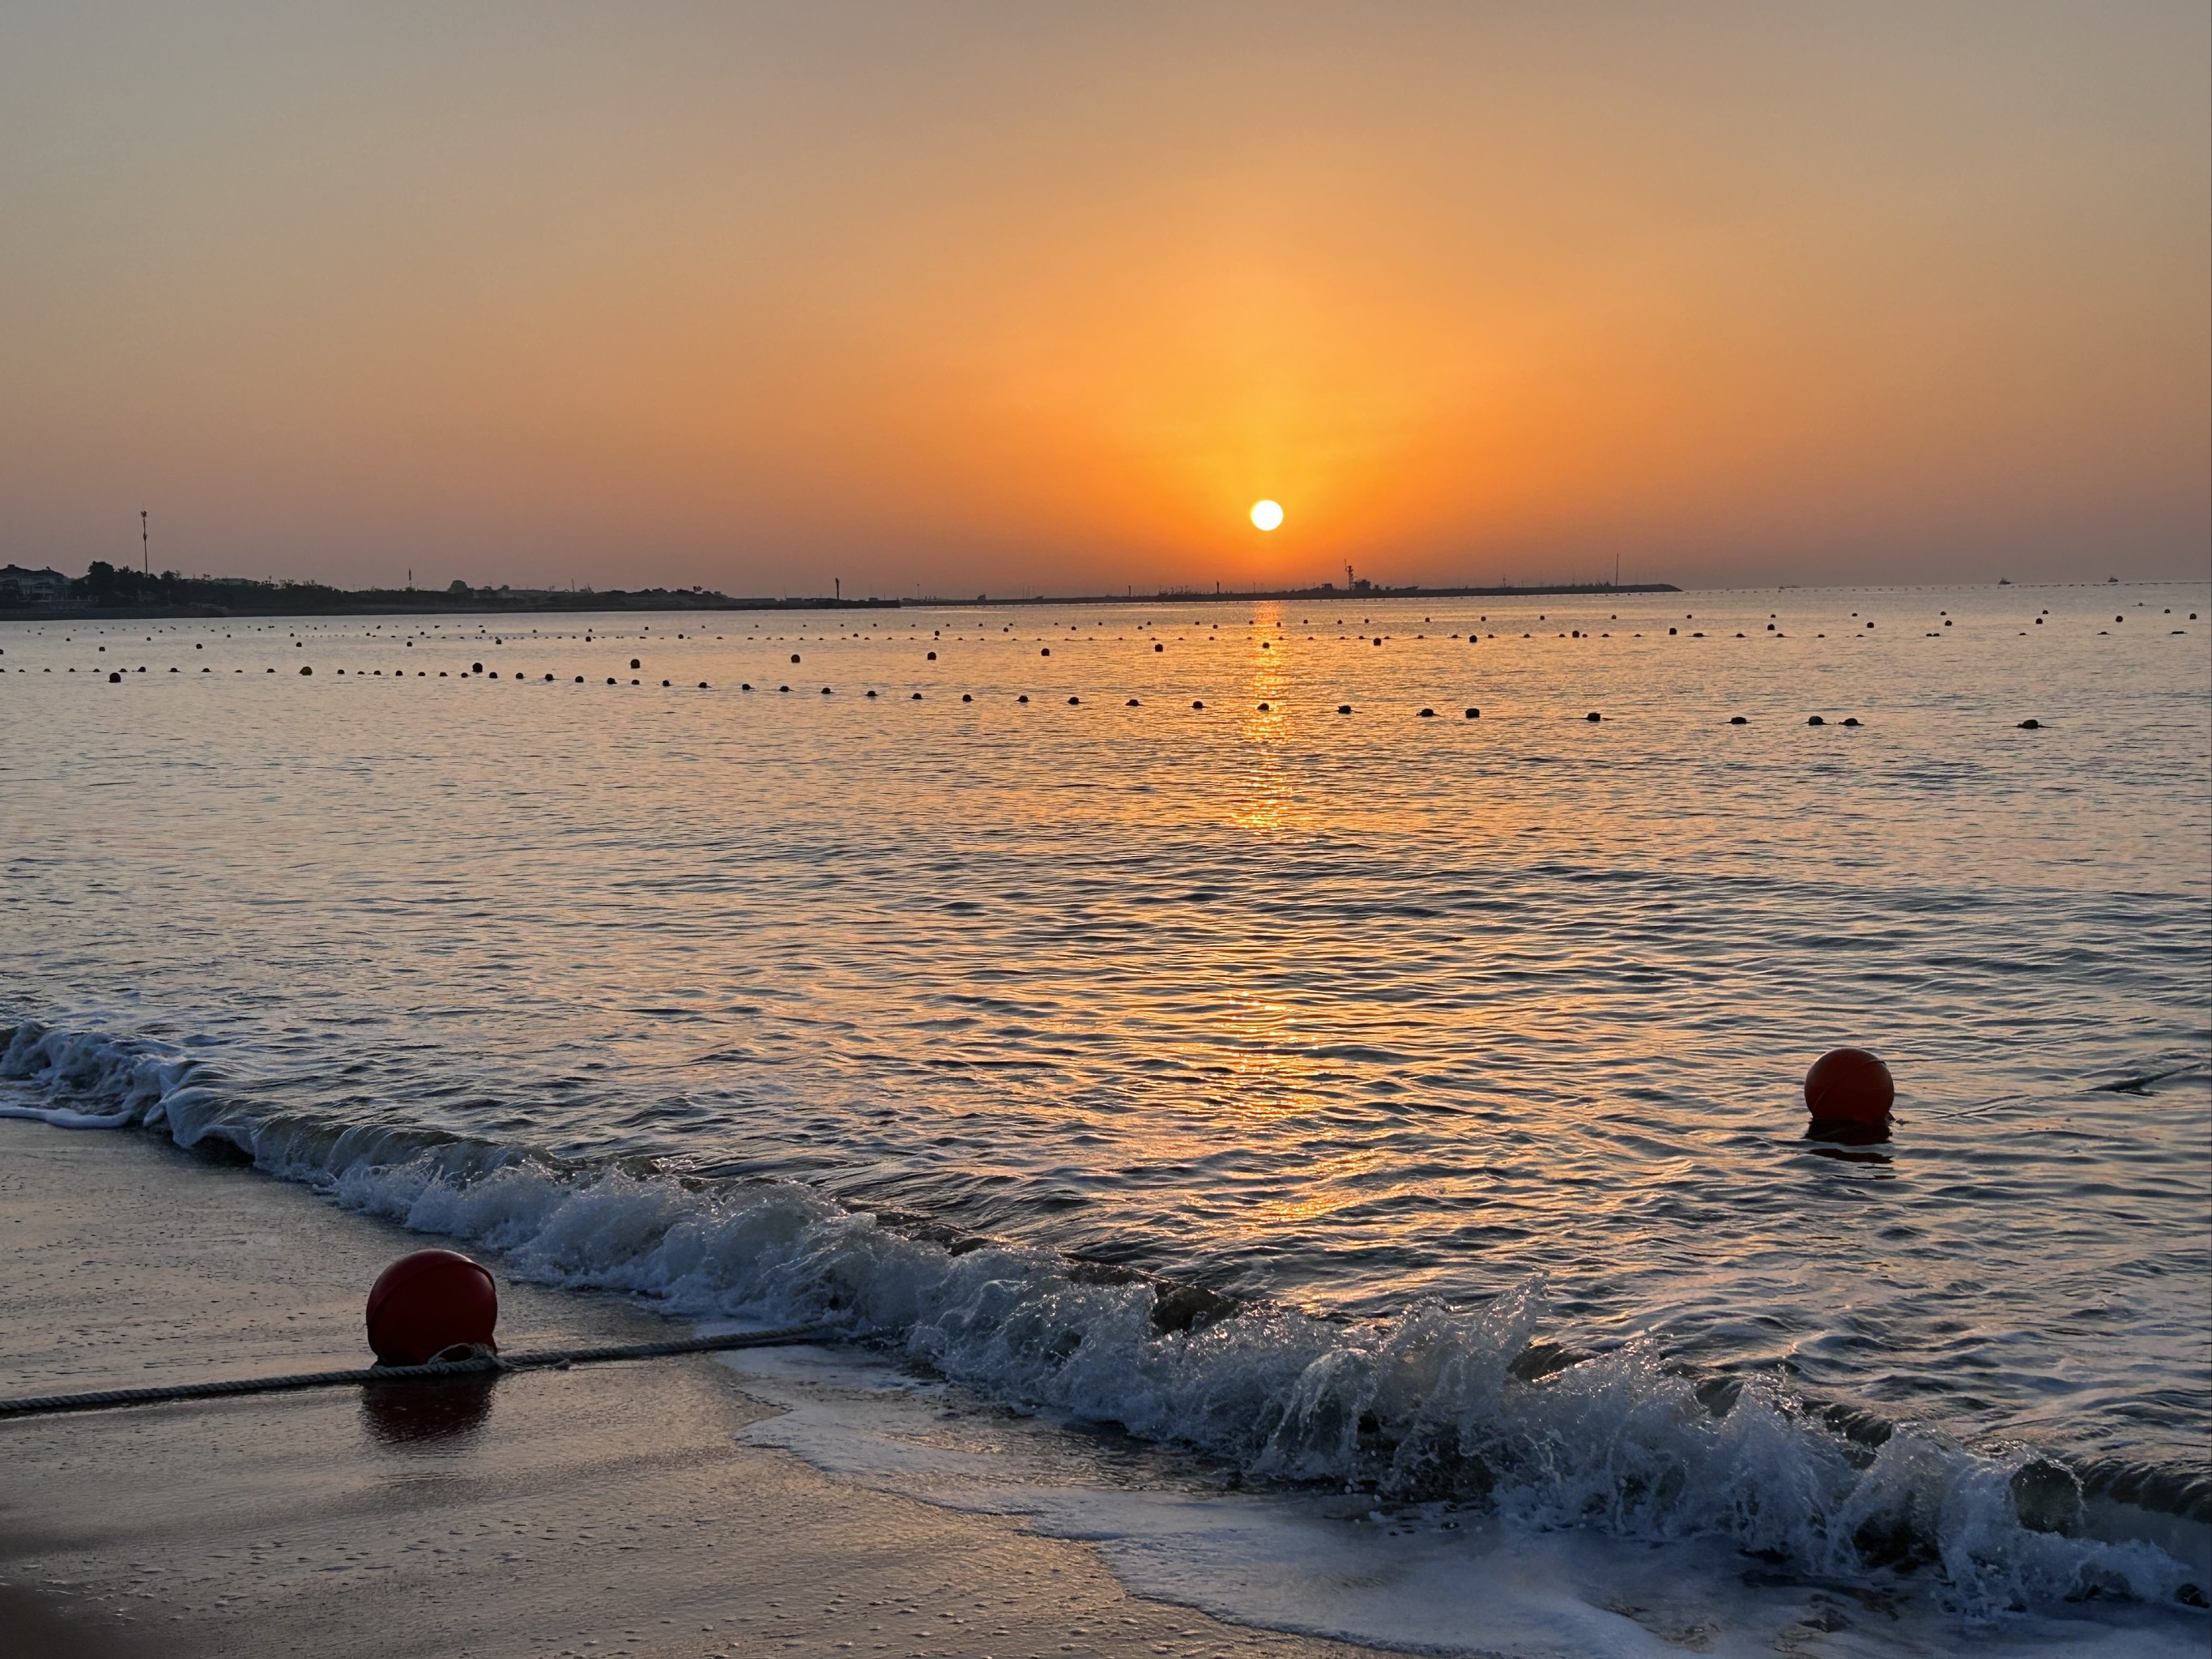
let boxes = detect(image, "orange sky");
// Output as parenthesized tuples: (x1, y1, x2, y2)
(2, 3, 2206, 594)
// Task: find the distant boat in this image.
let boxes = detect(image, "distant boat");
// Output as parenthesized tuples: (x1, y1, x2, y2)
(1997, 577, 2011, 585)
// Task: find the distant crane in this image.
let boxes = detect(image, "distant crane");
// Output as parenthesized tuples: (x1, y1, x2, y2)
(140, 510, 148, 575)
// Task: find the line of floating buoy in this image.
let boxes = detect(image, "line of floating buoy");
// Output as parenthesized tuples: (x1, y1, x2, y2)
(16, 622, 2191, 685)
(19, 677, 2082, 731)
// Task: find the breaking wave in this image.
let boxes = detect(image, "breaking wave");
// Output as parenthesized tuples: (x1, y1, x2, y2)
(4, 1016, 2205, 1621)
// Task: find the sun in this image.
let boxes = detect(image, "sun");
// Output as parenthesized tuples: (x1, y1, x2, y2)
(1250, 500, 1284, 531)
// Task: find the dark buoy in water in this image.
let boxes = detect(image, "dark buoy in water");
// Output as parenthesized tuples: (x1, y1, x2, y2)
(1805, 1047, 1894, 1133)
(1153, 642, 1164, 652)
(1840, 717, 1860, 727)
(1041, 647, 1051, 656)
(300, 664, 312, 675)
(1464, 707, 1478, 719)
(1067, 695, 1080, 705)
(1807, 714, 1825, 726)
(1729, 715, 1748, 724)
(1126, 697, 1140, 706)
(790, 654, 800, 663)
(108, 670, 121, 682)
(927, 650, 936, 659)
(1418, 707, 1435, 717)
(1191, 699, 1204, 710)
(1336, 704, 1352, 714)
(1585, 711, 1601, 722)
(2018, 718, 2041, 729)
(472, 662, 484, 673)
(366, 1249, 498, 1367)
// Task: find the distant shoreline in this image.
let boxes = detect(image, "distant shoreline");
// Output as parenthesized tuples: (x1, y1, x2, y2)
(1, 579, 1679, 624)
(926, 582, 1682, 607)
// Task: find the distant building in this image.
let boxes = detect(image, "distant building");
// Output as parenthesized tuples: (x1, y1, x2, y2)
(0, 564, 70, 607)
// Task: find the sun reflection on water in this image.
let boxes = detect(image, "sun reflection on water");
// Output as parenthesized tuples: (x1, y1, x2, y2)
(1230, 604, 1306, 834)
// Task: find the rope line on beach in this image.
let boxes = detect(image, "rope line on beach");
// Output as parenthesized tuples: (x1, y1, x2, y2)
(0, 1324, 839, 1421)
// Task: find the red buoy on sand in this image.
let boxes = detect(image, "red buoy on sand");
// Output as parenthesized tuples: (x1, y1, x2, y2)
(365, 1249, 499, 1366)
(1805, 1047, 1894, 1127)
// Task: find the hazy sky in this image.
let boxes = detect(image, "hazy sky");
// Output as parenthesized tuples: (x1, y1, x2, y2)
(3, 3, 2206, 595)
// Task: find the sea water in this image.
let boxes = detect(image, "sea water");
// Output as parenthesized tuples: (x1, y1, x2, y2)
(2, 582, 2207, 1652)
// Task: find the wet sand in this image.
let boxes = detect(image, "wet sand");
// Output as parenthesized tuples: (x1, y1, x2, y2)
(0, 1119, 1375, 1659)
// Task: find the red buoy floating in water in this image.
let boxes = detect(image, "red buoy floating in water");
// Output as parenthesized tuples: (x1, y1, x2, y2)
(365, 1249, 499, 1366)
(1805, 1047, 1894, 1132)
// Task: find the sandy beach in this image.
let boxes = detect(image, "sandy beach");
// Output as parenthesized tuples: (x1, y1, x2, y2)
(0, 1119, 1376, 1659)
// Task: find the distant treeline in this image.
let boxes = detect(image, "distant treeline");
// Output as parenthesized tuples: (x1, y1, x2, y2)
(52, 563, 893, 616)
(15, 563, 1683, 620)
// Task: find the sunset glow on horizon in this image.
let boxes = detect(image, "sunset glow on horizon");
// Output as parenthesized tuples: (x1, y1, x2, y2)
(2, 4, 2205, 595)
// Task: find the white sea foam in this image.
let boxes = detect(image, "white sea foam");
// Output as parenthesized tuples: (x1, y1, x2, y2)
(714, 1341, 2212, 1659)
(0, 1021, 209, 1131)
(3, 1014, 2206, 1641)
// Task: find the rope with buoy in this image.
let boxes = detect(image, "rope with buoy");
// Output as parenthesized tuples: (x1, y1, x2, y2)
(0, 1324, 837, 1421)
